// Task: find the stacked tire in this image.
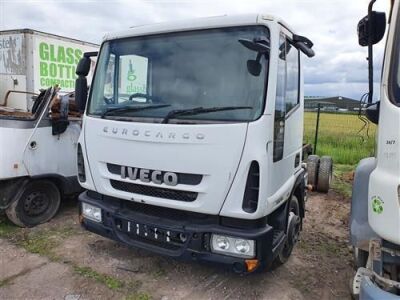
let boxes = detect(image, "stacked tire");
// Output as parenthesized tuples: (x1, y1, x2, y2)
(306, 155, 333, 193)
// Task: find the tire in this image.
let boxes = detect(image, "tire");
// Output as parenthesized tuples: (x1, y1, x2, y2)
(353, 247, 369, 270)
(317, 156, 333, 193)
(274, 195, 301, 266)
(307, 155, 320, 188)
(6, 180, 61, 227)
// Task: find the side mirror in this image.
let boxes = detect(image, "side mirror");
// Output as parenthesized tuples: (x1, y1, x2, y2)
(239, 39, 270, 77)
(52, 119, 70, 135)
(247, 60, 262, 76)
(358, 11, 386, 46)
(366, 101, 380, 124)
(75, 51, 98, 112)
(75, 75, 88, 112)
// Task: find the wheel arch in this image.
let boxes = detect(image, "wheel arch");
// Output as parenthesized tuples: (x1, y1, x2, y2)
(267, 169, 306, 232)
(0, 177, 30, 209)
(30, 174, 83, 196)
(293, 169, 306, 219)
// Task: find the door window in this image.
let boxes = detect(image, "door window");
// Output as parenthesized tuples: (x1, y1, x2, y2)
(285, 43, 300, 112)
(273, 35, 287, 162)
(273, 35, 300, 162)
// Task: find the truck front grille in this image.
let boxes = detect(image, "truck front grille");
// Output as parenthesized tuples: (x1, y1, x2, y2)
(107, 163, 202, 185)
(110, 180, 198, 202)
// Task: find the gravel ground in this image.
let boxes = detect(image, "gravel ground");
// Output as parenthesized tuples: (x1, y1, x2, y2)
(0, 190, 353, 300)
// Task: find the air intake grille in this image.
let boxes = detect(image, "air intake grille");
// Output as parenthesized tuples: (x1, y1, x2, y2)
(77, 143, 86, 182)
(110, 180, 198, 202)
(107, 163, 202, 185)
(242, 161, 260, 213)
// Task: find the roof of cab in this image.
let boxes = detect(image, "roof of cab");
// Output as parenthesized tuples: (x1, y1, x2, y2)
(103, 14, 295, 42)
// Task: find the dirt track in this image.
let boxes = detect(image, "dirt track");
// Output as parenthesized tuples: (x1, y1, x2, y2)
(0, 191, 353, 300)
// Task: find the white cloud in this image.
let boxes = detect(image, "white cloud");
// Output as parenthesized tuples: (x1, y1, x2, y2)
(0, 0, 391, 100)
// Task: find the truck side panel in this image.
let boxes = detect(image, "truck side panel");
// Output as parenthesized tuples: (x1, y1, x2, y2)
(0, 33, 28, 109)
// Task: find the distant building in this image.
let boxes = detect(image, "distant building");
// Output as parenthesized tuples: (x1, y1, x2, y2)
(304, 96, 361, 111)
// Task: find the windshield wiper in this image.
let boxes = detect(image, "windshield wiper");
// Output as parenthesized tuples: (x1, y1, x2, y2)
(161, 106, 253, 124)
(101, 104, 170, 119)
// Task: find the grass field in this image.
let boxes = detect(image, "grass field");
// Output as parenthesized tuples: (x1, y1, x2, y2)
(304, 112, 377, 165)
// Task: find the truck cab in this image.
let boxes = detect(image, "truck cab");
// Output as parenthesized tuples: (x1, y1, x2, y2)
(351, 0, 400, 298)
(76, 14, 314, 273)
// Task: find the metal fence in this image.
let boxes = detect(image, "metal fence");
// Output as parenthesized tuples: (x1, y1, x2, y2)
(303, 104, 376, 165)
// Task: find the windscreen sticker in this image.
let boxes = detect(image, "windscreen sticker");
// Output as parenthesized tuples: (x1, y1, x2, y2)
(119, 55, 148, 95)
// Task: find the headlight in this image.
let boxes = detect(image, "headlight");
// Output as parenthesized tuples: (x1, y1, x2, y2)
(215, 236, 230, 250)
(235, 239, 251, 254)
(211, 234, 255, 258)
(82, 203, 102, 222)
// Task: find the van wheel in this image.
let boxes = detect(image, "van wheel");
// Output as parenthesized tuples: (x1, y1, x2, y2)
(6, 180, 61, 227)
(317, 156, 333, 193)
(307, 155, 320, 189)
(274, 195, 301, 266)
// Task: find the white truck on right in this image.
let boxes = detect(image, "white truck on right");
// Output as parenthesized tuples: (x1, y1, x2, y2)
(351, 0, 400, 298)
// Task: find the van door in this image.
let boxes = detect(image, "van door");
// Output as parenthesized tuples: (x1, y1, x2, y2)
(22, 92, 81, 180)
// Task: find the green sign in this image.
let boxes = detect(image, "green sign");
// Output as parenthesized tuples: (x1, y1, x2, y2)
(372, 196, 384, 214)
(120, 55, 148, 95)
(38, 41, 82, 89)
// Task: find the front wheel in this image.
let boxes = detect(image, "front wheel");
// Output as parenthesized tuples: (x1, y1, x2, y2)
(6, 180, 61, 227)
(274, 195, 301, 266)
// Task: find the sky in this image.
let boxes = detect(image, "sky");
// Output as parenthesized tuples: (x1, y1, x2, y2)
(0, 0, 391, 100)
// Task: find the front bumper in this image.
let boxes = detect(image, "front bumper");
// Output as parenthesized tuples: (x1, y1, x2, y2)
(360, 276, 400, 300)
(79, 191, 281, 273)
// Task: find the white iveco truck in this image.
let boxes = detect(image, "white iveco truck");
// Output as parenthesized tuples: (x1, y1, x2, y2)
(75, 15, 315, 273)
(351, 0, 400, 298)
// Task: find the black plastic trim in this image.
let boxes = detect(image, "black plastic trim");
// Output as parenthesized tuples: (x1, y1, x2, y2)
(79, 190, 277, 273)
(110, 180, 198, 202)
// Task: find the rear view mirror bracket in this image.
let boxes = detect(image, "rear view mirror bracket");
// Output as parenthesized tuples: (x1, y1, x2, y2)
(292, 35, 315, 58)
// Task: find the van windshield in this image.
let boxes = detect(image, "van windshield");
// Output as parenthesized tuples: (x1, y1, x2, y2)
(88, 26, 270, 123)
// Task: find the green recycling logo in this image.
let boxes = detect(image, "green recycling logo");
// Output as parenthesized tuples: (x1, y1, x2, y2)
(127, 70, 136, 81)
(372, 196, 384, 214)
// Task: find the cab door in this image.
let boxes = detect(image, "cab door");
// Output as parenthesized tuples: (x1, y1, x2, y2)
(22, 93, 81, 179)
(270, 33, 302, 197)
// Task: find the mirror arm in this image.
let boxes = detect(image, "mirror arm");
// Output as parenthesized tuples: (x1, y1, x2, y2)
(367, 0, 377, 104)
(292, 35, 315, 58)
(84, 51, 98, 58)
(295, 42, 315, 58)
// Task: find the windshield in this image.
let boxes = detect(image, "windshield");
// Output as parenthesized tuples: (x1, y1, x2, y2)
(88, 26, 270, 123)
